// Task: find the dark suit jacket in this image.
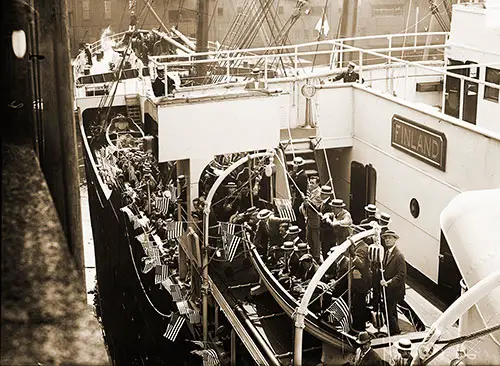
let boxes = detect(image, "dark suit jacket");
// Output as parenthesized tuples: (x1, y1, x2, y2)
(290, 169, 308, 199)
(351, 242, 372, 293)
(356, 348, 387, 366)
(333, 70, 364, 83)
(383, 246, 406, 302)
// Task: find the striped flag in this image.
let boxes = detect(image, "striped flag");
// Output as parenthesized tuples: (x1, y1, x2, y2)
(136, 233, 151, 253)
(218, 221, 236, 235)
(223, 233, 241, 262)
(161, 277, 175, 293)
(325, 297, 351, 333)
(187, 308, 200, 324)
(142, 247, 161, 274)
(176, 300, 189, 315)
(191, 349, 220, 366)
(166, 221, 183, 240)
(155, 265, 169, 284)
(163, 313, 185, 342)
(274, 198, 296, 221)
(155, 196, 170, 215)
(170, 283, 183, 302)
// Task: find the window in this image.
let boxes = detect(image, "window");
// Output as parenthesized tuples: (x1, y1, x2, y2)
(484, 67, 500, 102)
(82, 0, 90, 20)
(104, 0, 112, 20)
(217, 7, 223, 16)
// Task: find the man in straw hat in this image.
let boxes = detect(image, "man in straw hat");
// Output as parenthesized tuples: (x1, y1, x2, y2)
(288, 242, 310, 278)
(394, 338, 413, 366)
(380, 230, 406, 335)
(360, 203, 378, 226)
(254, 208, 290, 258)
(324, 198, 353, 247)
(289, 156, 308, 236)
(318, 185, 336, 261)
(300, 175, 323, 263)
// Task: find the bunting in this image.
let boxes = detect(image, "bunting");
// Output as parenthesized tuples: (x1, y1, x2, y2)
(274, 198, 296, 221)
(163, 313, 185, 342)
(170, 283, 183, 302)
(142, 247, 161, 274)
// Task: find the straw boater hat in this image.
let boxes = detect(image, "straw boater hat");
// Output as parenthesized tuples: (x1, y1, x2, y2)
(348, 61, 357, 68)
(286, 225, 302, 236)
(256, 208, 273, 221)
(293, 157, 305, 166)
(320, 185, 333, 196)
(379, 212, 391, 226)
(281, 241, 295, 251)
(224, 181, 237, 188)
(364, 204, 377, 214)
(245, 206, 258, 216)
(295, 242, 310, 252)
(357, 331, 371, 345)
(395, 338, 412, 351)
(330, 198, 346, 208)
(381, 229, 399, 240)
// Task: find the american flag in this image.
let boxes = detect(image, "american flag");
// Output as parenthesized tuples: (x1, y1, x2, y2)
(223, 233, 241, 262)
(274, 198, 296, 221)
(325, 297, 351, 333)
(191, 349, 220, 366)
(163, 313, 185, 342)
(166, 221, 183, 240)
(154, 265, 169, 284)
(136, 233, 151, 252)
(170, 283, 183, 302)
(176, 300, 189, 315)
(161, 277, 175, 293)
(155, 196, 170, 215)
(187, 308, 200, 324)
(218, 221, 236, 236)
(142, 247, 161, 274)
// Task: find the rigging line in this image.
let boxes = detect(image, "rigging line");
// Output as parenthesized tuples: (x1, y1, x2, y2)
(395, 1, 444, 35)
(401, 0, 413, 60)
(424, 321, 500, 365)
(311, 98, 335, 197)
(312, 0, 330, 72)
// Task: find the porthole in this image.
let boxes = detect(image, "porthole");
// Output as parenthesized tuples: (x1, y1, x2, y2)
(410, 198, 420, 218)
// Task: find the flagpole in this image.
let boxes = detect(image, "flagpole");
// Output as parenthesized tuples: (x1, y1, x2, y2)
(202, 151, 275, 348)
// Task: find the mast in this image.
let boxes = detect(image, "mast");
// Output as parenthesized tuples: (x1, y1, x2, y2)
(338, 0, 358, 64)
(195, 0, 209, 82)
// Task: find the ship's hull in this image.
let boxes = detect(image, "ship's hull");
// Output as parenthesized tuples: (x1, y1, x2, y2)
(79, 117, 198, 365)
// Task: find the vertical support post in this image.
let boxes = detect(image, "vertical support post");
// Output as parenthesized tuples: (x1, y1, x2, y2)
(248, 160, 253, 207)
(231, 329, 237, 365)
(388, 36, 394, 95)
(442, 64, 447, 113)
(226, 53, 230, 81)
(339, 40, 344, 68)
(414, 7, 419, 48)
(264, 56, 268, 88)
(405, 63, 409, 100)
(358, 52, 363, 84)
(294, 46, 298, 76)
(214, 304, 219, 337)
(459, 77, 465, 121)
